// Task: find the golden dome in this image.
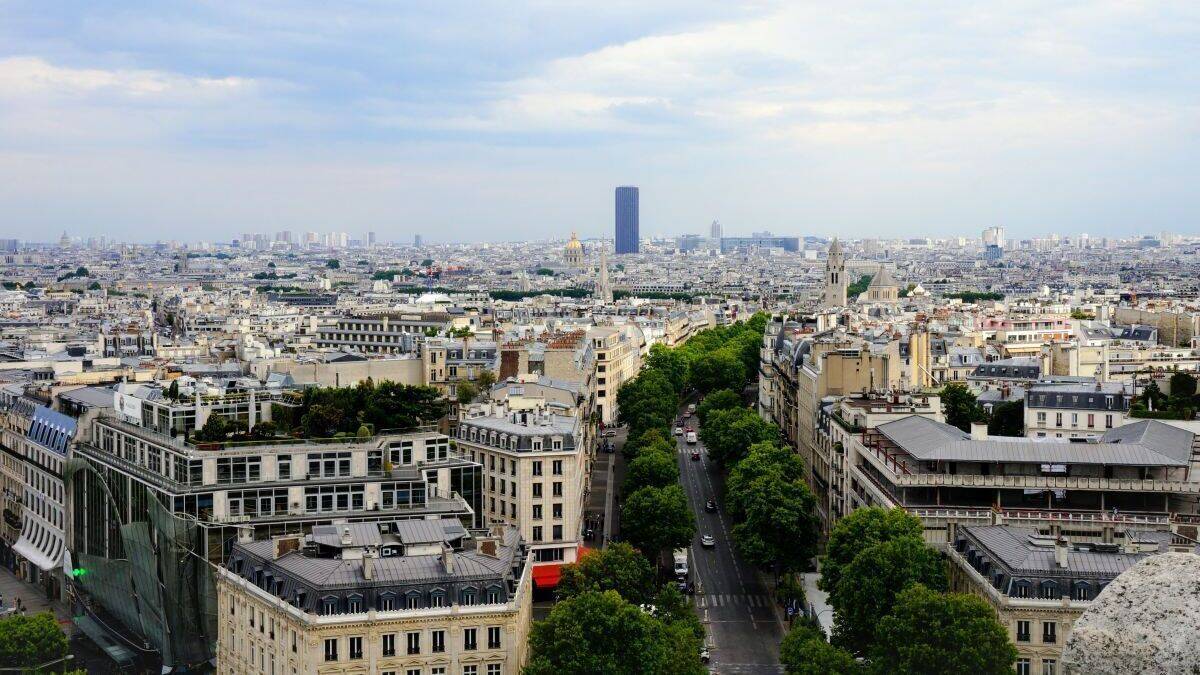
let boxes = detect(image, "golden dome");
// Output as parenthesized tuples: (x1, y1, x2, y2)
(565, 232, 582, 250)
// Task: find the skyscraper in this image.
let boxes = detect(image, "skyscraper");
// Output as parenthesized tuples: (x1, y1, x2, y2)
(615, 186, 639, 254)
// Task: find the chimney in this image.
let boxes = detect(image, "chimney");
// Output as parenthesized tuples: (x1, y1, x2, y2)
(441, 544, 455, 574)
(1054, 537, 1069, 569)
(363, 552, 374, 580)
(479, 538, 499, 558)
(970, 422, 988, 440)
(341, 526, 353, 546)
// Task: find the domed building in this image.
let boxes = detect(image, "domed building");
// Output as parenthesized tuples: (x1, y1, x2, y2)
(564, 232, 585, 268)
(865, 264, 900, 303)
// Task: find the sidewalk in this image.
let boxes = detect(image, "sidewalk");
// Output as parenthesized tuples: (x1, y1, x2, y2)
(801, 568, 834, 637)
(0, 566, 73, 630)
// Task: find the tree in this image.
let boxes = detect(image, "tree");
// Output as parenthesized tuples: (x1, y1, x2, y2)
(624, 449, 680, 494)
(301, 403, 345, 438)
(728, 453, 819, 572)
(193, 414, 243, 442)
(166, 379, 180, 401)
(623, 428, 675, 463)
(556, 543, 656, 604)
(940, 383, 985, 432)
(870, 584, 1017, 675)
(361, 381, 448, 430)
(829, 536, 948, 655)
(987, 400, 1024, 437)
(456, 381, 479, 405)
(1170, 371, 1197, 399)
(688, 348, 747, 394)
(526, 591, 703, 675)
(726, 441, 806, 516)
(700, 407, 778, 468)
(1141, 380, 1166, 410)
(87, 281, 102, 290)
(819, 507, 924, 594)
(326, 258, 340, 268)
(0, 612, 69, 670)
(644, 344, 688, 394)
(477, 369, 497, 392)
(620, 485, 696, 560)
(781, 624, 861, 675)
(696, 389, 741, 424)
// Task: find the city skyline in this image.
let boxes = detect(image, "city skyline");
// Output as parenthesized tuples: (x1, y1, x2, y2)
(3, 3, 1200, 241)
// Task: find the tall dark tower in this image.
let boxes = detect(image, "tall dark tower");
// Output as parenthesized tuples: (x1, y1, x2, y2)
(614, 186, 639, 254)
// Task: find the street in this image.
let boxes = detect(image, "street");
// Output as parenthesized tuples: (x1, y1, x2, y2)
(676, 417, 785, 674)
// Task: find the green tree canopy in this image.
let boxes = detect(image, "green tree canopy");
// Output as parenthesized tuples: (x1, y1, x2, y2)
(0, 612, 69, 670)
(477, 369, 497, 391)
(700, 407, 779, 468)
(781, 624, 862, 675)
(620, 485, 696, 560)
(556, 543, 657, 604)
(525, 590, 703, 675)
(301, 403, 345, 438)
(696, 389, 741, 424)
(456, 381, 479, 405)
(870, 584, 1017, 675)
(644, 344, 688, 394)
(1170, 371, 1198, 399)
(326, 258, 340, 268)
(688, 347, 747, 395)
(987, 400, 1025, 437)
(940, 383, 985, 432)
(725, 442, 818, 571)
(830, 536, 948, 655)
(819, 507, 924, 594)
(624, 448, 681, 494)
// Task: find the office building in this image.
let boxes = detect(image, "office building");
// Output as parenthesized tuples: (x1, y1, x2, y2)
(615, 186, 639, 254)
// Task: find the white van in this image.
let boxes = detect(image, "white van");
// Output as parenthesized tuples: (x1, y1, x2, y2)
(673, 549, 689, 578)
(685, 430, 698, 445)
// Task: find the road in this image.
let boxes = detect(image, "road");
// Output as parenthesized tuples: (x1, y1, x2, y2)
(676, 416, 785, 674)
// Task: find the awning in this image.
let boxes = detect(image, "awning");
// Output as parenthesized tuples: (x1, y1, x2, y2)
(13, 517, 63, 572)
(531, 563, 563, 589)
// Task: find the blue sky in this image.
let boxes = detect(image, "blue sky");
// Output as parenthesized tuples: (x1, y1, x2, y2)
(2, 1, 1198, 243)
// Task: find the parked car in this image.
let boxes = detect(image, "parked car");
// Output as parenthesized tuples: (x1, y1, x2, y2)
(691, 450, 701, 461)
(674, 426, 684, 436)
(601, 429, 617, 438)
(700, 648, 711, 664)
(705, 499, 717, 513)
(701, 534, 715, 548)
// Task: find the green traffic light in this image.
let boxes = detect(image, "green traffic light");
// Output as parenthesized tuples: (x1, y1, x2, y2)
(70, 568, 87, 577)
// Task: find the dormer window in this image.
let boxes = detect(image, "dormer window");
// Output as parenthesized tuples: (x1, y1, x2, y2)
(461, 588, 477, 606)
(405, 591, 422, 609)
(321, 596, 339, 615)
(347, 595, 364, 613)
(430, 589, 447, 608)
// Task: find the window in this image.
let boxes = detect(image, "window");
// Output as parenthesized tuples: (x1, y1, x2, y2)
(1017, 659, 1031, 675)
(1087, 414, 1095, 428)
(552, 481, 563, 497)
(532, 504, 542, 520)
(324, 638, 338, 662)
(552, 460, 563, 475)
(487, 665, 501, 675)
(1055, 412, 1063, 427)
(349, 636, 363, 660)
(407, 631, 421, 655)
(382, 633, 396, 657)
(532, 526, 543, 542)
(380, 594, 397, 611)
(532, 482, 543, 498)
(432, 629, 446, 653)
(278, 456, 291, 480)
(1043, 621, 1057, 644)
(464, 627, 478, 650)
(553, 525, 563, 540)
(464, 667, 478, 675)
(488, 626, 501, 649)
(486, 587, 501, 604)
(406, 592, 422, 609)
(532, 461, 543, 476)
(1105, 414, 1114, 428)
(1042, 660, 1057, 675)
(431, 668, 446, 675)
(552, 503, 562, 519)
(1016, 620, 1030, 642)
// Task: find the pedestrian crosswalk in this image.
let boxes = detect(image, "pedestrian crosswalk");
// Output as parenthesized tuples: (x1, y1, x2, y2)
(695, 593, 772, 608)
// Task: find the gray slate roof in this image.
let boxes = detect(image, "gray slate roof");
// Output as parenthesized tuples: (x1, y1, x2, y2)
(876, 416, 1194, 467)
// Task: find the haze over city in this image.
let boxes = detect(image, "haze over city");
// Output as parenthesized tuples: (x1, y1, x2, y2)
(3, 2, 1200, 242)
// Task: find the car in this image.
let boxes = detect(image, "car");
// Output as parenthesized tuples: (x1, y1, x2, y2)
(674, 426, 684, 436)
(705, 499, 717, 513)
(601, 429, 617, 438)
(701, 534, 715, 548)
(676, 581, 689, 594)
(691, 450, 701, 461)
(699, 648, 711, 664)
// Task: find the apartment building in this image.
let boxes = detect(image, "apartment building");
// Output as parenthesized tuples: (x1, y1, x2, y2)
(217, 520, 531, 675)
(948, 524, 1196, 675)
(1024, 381, 1132, 440)
(314, 312, 451, 354)
(980, 315, 1072, 357)
(422, 337, 499, 401)
(587, 325, 641, 425)
(455, 398, 586, 589)
(844, 414, 1200, 543)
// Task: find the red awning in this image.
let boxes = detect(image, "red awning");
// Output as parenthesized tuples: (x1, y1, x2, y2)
(531, 563, 563, 589)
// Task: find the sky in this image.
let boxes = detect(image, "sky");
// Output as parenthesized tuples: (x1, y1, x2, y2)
(2, 1, 1199, 243)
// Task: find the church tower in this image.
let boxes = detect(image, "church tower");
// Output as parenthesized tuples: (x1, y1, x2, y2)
(595, 247, 613, 303)
(822, 238, 847, 307)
